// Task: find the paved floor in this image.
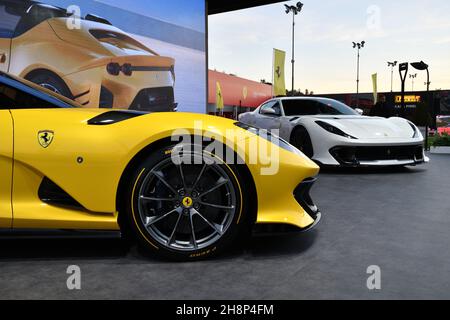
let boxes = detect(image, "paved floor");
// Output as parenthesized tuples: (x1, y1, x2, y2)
(1, 154, 449, 300)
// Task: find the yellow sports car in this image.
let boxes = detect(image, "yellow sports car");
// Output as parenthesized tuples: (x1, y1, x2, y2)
(0, 0, 176, 111)
(0, 72, 321, 260)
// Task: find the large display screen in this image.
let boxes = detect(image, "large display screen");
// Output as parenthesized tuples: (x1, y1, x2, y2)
(0, 0, 206, 113)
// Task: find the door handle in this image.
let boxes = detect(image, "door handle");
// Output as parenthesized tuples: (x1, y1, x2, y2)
(0, 53, 6, 64)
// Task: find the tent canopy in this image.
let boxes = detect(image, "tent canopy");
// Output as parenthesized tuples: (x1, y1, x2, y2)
(208, 0, 286, 14)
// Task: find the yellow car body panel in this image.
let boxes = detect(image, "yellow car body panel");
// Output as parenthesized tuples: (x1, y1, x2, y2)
(244, 137, 319, 227)
(8, 109, 319, 230)
(0, 110, 13, 228)
(6, 17, 175, 109)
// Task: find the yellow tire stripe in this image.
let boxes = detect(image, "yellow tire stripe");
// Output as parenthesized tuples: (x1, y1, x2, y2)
(202, 150, 244, 224)
(222, 162, 243, 224)
(130, 149, 244, 252)
(131, 168, 159, 250)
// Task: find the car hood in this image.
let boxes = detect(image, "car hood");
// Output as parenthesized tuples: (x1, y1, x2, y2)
(311, 116, 415, 139)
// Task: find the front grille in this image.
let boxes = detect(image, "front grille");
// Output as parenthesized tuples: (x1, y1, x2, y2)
(331, 145, 424, 165)
(129, 87, 175, 112)
(253, 177, 321, 235)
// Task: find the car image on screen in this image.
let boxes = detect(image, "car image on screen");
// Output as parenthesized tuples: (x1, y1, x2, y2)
(0, 0, 177, 112)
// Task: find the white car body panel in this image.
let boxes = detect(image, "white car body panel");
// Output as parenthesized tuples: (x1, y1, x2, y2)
(239, 97, 428, 167)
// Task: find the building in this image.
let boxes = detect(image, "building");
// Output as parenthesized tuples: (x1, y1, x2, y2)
(318, 90, 450, 118)
(207, 70, 272, 118)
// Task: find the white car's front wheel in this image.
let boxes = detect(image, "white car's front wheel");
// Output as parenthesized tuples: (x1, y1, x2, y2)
(291, 126, 314, 158)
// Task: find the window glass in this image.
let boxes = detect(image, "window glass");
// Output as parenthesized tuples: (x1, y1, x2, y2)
(1, 73, 77, 108)
(0, 83, 58, 109)
(259, 101, 274, 113)
(282, 99, 358, 116)
(0, 4, 22, 38)
(317, 99, 358, 115)
(14, 3, 68, 37)
(271, 102, 281, 116)
(260, 100, 281, 116)
(90, 30, 157, 55)
(282, 100, 319, 116)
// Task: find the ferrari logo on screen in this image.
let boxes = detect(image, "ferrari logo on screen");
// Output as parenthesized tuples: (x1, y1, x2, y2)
(38, 130, 54, 148)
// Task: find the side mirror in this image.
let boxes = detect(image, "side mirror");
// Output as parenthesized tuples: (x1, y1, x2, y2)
(261, 107, 278, 116)
(355, 108, 364, 115)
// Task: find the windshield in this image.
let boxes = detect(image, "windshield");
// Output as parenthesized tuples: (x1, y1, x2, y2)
(282, 99, 358, 116)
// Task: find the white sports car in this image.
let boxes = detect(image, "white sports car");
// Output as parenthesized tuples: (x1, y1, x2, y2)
(239, 97, 428, 167)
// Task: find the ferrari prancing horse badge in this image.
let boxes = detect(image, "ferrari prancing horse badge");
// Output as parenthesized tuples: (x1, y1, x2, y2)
(38, 130, 54, 148)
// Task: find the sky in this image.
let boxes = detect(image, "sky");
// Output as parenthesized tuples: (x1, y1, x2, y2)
(208, 0, 450, 94)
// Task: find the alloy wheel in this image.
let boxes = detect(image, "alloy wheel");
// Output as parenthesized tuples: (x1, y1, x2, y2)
(137, 152, 238, 251)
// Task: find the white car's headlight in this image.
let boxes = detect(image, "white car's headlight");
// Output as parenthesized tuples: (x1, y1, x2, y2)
(315, 121, 357, 139)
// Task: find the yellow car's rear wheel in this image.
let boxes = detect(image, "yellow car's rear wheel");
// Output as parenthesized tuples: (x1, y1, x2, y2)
(124, 143, 248, 261)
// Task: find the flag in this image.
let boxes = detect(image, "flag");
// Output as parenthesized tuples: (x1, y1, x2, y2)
(273, 49, 286, 97)
(372, 73, 378, 104)
(216, 81, 224, 110)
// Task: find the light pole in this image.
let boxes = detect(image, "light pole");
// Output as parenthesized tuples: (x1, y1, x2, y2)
(284, 2, 303, 96)
(352, 41, 365, 107)
(411, 61, 431, 150)
(387, 61, 398, 92)
(409, 73, 417, 91)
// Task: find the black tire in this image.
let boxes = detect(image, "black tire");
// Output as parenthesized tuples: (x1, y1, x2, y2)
(291, 126, 314, 158)
(123, 143, 250, 261)
(26, 71, 73, 99)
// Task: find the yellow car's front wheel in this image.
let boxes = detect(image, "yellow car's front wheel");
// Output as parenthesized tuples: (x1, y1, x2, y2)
(124, 143, 249, 261)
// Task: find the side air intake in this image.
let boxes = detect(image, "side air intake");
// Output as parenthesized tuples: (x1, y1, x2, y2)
(38, 177, 83, 209)
(87, 110, 147, 125)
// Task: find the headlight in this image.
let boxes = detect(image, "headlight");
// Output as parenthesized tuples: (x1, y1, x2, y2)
(234, 122, 304, 156)
(315, 121, 357, 139)
(408, 122, 420, 138)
